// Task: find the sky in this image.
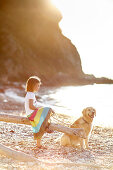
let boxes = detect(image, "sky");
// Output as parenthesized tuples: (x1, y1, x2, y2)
(51, 0, 113, 79)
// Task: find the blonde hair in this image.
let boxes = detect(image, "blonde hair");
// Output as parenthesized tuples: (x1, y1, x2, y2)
(25, 76, 41, 92)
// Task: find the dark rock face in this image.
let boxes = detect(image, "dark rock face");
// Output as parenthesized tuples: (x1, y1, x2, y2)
(0, 0, 85, 86)
(0, 0, 113, 86)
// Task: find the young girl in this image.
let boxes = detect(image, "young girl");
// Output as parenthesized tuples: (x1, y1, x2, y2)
(25, 76, 54, 148)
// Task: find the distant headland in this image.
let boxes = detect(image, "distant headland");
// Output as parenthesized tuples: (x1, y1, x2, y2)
(0, 0, 113, 86)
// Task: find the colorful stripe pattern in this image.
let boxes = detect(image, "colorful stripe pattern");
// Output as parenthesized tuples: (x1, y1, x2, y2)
(27, 107, 50, 133)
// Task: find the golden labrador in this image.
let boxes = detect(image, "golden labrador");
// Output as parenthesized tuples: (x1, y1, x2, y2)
(60, 107, 96, 149)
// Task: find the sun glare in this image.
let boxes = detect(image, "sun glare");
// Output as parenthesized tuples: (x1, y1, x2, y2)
(51, 0, 64, 9)
(51, 0, 113, 79)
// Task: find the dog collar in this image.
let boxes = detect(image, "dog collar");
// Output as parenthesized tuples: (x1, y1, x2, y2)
(82, 117, 90, 124)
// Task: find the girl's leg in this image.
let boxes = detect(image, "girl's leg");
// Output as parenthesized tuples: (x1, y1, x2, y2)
(44, 109, 54, 133)
(34, 123, 45, 148)
(37, 138, 41, 148)
(34, 108, 53, 147)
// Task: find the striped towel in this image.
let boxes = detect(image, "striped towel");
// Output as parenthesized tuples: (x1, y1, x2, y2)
(27, 107, 50, 133)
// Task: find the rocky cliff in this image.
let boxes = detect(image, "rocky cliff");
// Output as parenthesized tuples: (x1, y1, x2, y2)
(0, 0, 112, 86)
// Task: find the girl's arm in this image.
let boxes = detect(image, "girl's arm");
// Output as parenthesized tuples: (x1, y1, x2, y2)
(29, 99, 38, 110)
(29, 99, 55, 113)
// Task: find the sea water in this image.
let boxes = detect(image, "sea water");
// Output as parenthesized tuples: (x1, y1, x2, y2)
(3, 84, 113, 128)
(42, 84, 113, 128)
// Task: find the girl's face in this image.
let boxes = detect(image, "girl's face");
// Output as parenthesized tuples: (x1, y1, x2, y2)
(34, 83, 40, 92)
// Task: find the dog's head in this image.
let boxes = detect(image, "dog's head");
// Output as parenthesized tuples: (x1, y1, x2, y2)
(82, 107, 96, 123)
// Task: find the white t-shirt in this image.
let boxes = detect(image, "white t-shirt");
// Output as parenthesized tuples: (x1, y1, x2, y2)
(25, 92, 38, 116)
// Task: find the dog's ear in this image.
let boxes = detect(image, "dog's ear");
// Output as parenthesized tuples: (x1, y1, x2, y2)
(82, 109, 86, 115)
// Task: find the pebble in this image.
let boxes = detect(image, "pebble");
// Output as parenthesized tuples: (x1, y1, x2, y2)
(0, 117, 113, 169)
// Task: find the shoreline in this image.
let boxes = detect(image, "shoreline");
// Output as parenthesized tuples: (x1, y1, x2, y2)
(0, 83, 113, 169)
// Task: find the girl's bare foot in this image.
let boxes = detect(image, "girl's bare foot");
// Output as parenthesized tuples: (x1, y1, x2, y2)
(37, 139, 47, 149)
(37, 145, 47, 149)
(33, 145, 47, 151)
